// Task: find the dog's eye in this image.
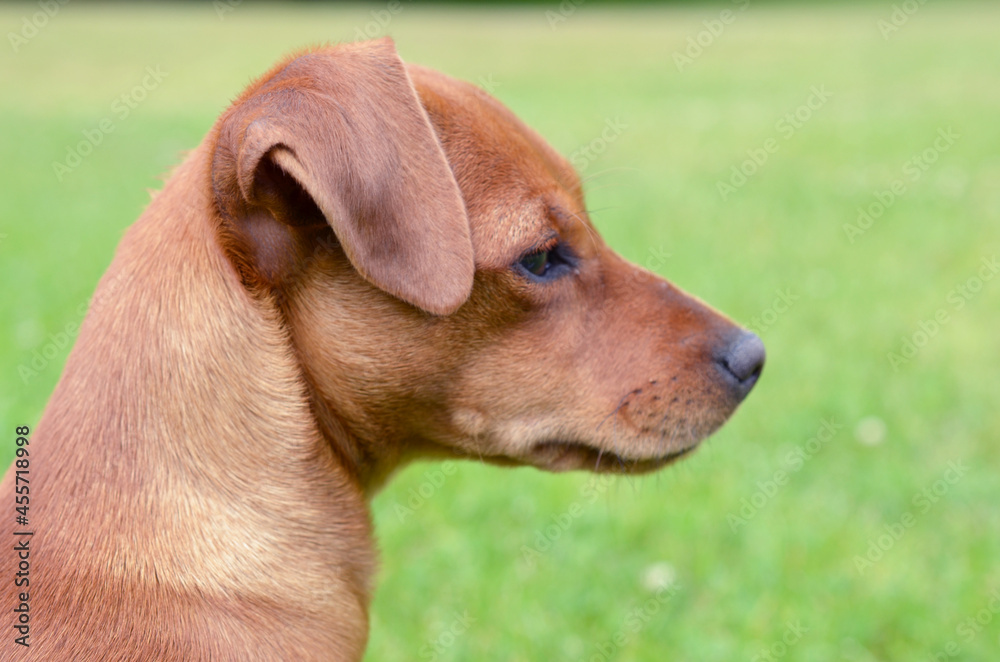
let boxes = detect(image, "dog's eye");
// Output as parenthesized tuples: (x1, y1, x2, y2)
(514, 242, 575, 282)
(520, 250, 551, 277)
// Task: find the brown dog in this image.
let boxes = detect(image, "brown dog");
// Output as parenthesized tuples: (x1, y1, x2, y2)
(0, 38, 763, 660)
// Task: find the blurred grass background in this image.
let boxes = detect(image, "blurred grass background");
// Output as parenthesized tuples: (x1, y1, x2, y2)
(2, 2, 999, 660)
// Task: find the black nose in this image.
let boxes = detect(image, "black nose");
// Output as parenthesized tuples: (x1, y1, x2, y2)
(715, 331, 765, 399)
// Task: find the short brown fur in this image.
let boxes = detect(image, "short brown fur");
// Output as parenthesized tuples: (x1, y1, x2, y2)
(0, 38, 761, 660)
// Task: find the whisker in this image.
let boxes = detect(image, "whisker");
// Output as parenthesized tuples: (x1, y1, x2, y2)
(612, 410, 626, 473)
(597, 390, 637, 432)
(580, 182, 627, 195)
(580, 166, 641, 186)
(564, 207, 603, 250)
(580, 205, 621, 216)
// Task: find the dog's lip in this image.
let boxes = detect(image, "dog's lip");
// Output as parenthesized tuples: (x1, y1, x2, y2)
(528, 440, 697, 474)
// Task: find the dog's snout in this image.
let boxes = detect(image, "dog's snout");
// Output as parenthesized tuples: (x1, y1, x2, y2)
(715, 331, 765, 398)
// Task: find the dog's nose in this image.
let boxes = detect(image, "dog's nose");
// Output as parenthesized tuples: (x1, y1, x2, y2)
(715, 331, 765, 399)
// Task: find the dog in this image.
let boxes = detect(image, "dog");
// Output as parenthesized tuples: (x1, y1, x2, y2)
(0, 38, 763, 661)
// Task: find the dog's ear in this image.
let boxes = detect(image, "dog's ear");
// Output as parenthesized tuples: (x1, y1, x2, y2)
(211, 38, 473, 315)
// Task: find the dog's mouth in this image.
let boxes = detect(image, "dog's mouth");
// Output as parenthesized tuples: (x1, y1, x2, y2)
(527, 440, 698, 474)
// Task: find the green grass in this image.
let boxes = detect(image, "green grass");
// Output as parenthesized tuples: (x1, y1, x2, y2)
(2, 2, 999, 660)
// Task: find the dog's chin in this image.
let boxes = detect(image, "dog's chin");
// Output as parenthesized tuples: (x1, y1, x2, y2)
(525, 440, 699, 474)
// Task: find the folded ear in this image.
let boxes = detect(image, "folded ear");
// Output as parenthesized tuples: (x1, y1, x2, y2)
(211, 38, 474, 315)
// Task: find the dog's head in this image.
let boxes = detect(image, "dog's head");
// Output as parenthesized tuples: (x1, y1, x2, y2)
(211, 38, 763, 487)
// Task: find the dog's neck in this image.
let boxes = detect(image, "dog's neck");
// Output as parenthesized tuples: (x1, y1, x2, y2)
(296, 368, 424, 495)
(32, 147, 375, 657)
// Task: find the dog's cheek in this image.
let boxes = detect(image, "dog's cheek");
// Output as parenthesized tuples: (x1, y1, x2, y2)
(437, 317, 590, 448)
(283, 269, 476, 436)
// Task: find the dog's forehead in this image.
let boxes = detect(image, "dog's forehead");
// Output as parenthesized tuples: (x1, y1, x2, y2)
(406, 64, 596, 268)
